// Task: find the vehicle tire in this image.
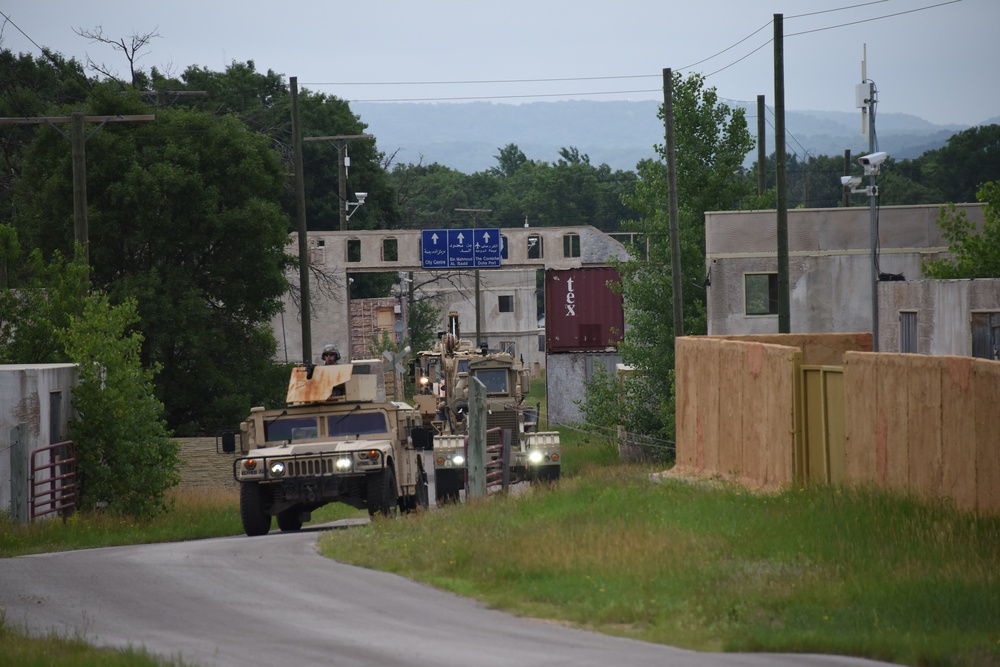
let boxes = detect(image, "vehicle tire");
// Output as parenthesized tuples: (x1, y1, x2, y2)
(277, 507, 303, 532)
(435, 468, 462, 504)
(240, 482, 272, 537)
(414, 463, 430, 511)
(367, 464, 398, 518)
(532, 465, 561, 483)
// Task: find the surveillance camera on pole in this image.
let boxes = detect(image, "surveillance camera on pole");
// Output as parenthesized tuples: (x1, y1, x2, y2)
(858, 151, 888, 176)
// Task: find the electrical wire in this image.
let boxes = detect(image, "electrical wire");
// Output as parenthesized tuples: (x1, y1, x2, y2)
(306, 1, 961, 103)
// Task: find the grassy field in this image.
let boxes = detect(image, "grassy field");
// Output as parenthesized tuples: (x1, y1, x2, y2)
(2, 428, 999, 666)
(320, 428, 1000, 667)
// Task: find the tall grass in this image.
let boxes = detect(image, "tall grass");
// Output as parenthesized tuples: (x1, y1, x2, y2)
(319, 453, 1000, 667)
(0, 620, 189, 667)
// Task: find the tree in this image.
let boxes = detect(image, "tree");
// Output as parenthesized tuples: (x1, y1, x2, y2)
(489, 143, 529, 178)
(917, 125, 1000, 204)
(13, 84, 294, 434)
(0, 48, 93, 230)
(59, 294, 179, 517)
(610, 72, 754, 445)
(922, 180, 1000, 278)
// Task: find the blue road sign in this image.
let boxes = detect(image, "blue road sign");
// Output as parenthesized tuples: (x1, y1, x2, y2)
(421, 228, 502, 269)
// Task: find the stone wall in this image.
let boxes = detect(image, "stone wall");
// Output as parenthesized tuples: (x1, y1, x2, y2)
(175, 438, 238, 490)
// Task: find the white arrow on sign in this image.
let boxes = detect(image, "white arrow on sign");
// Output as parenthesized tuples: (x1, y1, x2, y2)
(481, 231, 491, 243)
(430, 232, 439, 244)
(456, 232, 465, 244)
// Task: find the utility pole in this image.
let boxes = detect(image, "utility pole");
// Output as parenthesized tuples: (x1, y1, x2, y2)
(663, 68, 683, 339)
(0, 112, 156, 277)
(757, 95, 767, 196)
(290, 77, 312, 363)
(455, 208, 492, 347)
(842, 149, 852, 207)
(773, 14, 791, 333)
(303, 133, 373, 230)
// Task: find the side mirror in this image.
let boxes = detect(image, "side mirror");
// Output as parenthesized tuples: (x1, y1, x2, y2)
(218, 430, 236, 454)
(411, 426, 433, 451)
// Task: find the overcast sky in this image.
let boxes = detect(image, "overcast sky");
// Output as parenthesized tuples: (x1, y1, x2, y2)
(1, 0, 996, 126)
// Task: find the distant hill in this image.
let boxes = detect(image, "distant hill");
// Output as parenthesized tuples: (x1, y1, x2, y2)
(352, 100, 977, 174)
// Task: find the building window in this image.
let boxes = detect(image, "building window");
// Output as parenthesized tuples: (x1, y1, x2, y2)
(498, 295, 514, 313)
(745, 273, 778, 316)
(347, 238, 361, 263)
(899, 311, 917, 353)
(527, 234, 543, 259)
(972, 312, 1000, 360)
(499, 340, 515, 356)
(538, 334, 545, 352)
(376, 307, 395, 330)
(500, 234, 509, 260)
(562, 233, 581, 258)
(382, 238, 398, 262)
(309, 238, 327, 265)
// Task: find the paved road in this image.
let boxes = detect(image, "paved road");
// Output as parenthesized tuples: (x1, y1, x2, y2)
(0, 521, 898, 667)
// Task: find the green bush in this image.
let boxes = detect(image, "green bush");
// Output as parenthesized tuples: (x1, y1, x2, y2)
(59, 295, 179, 517)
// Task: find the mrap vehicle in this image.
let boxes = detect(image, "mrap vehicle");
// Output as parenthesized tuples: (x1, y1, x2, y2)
(412, 314, 561, 502)
(222, 361, 431, 536)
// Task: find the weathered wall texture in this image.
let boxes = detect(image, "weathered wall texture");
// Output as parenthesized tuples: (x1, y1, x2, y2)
(546, 351, 623, 426)
(674, 337, 800, 490)
(1, 365, 78, 518)
(674, 335, 1000, 515)
(878, 279, 1000, 355)
(843, 352, 1000, 515)
(704, 203, 987, 340)
(175, 438, 238, 490)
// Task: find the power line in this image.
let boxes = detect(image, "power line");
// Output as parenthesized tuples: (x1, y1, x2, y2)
(305, 0, 960, 104)
(786, 0, 962, 37)
(0, 9, 45, 54)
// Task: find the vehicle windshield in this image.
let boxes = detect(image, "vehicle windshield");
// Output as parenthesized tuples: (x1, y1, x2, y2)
(474, 368, 508, 394)
(327, 412, 389, 437)
(264, 417, 318, 443)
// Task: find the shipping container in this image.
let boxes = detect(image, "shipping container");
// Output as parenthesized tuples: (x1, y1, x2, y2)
(544, 267, 624, 353)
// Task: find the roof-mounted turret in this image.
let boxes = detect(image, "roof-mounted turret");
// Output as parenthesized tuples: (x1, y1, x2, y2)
(285, 363, 378, 406)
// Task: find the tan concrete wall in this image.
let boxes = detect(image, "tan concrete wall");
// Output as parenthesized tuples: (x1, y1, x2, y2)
(175, 438, 237, 490)
(844, 352, 1000, 515)
(675, 335, 1000, 516)
(675, 337, 800, 490)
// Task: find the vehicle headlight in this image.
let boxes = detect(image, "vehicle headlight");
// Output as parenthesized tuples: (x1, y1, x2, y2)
(336, 456, 353, 471)
(528, 450, 544, 464)
(269, 461, 285, 477)
(452, 454, 465, 466)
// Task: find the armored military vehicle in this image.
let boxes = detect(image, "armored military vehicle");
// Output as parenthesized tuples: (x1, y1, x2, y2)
(412, 313, 561, 502)
(223, 360, 431, 536)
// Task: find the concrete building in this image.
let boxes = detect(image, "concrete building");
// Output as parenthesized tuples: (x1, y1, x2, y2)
(272, 226, 627, 368)
(0, 364, 77, 522)
(704, 203, 993, 354)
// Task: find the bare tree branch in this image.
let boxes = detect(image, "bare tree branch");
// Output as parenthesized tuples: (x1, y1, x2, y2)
(73, 25, 161, 88)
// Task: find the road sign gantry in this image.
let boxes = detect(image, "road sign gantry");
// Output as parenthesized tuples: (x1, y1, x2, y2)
(421, 228, 503, 269)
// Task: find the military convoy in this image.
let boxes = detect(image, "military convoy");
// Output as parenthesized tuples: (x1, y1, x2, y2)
(412, 313, 561, 502)
(222, 311, 560, 535)
(222, 360, 431, 536)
